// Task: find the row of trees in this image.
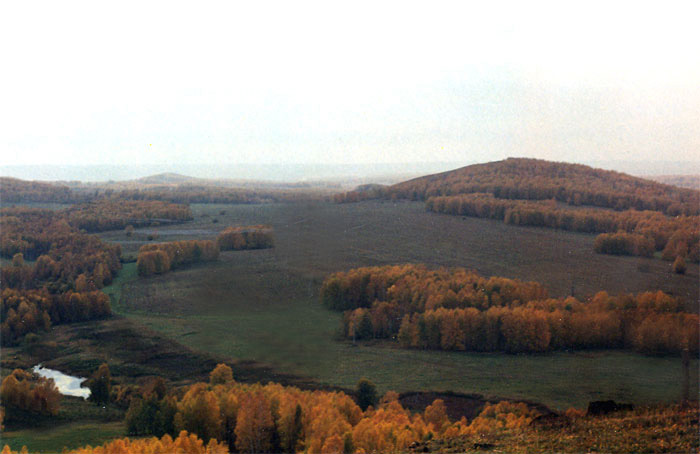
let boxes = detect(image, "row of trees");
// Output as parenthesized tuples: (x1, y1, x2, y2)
(63, 200, 192, 232)
(217, 226, 275, 251)
(2, 398, 533, 453)
(426, 193, 699, 262)
(137, 240, 220, 277)
(0, 288, 111, 345)
(137, 225, 276, 277)
(0, 369, 61, 423)
(391, 305, 698, 354)
(321, 264, 547, 313)
(119, 363, 543, 453)
(110, 187, 315, 204)
(322, 265, 697, 355)
(3, 403, 696, 454)
(0, 176, 330, 206)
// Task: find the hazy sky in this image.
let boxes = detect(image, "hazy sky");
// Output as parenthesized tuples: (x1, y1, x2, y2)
(2, 1, 699, 168)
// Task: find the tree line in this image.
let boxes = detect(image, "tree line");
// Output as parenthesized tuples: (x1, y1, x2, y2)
(115, 363, 542, 453)
(0, 176, 330, 205)
(136, 225, 275, 277)
(2, 401, 695, 453)
(0, 288, 111, 345)
(110, 186, 328, 204)
(425, 193, 699, 263)
(321, 265, 698, 355)
(3, 361, 694, 453)
(392, 303, 697, 354)
(137, 240, 220, 277)
(0, 177, 86, 204)
(321, 264, 548, 313)
(63, 200, 192, 232)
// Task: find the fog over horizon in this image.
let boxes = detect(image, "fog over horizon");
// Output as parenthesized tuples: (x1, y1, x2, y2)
(2, 1, 699, 175)
(3, 159, 700, 184)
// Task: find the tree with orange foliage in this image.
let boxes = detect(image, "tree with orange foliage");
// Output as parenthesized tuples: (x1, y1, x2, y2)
(210, 363, 234, 385)
(424, 399, 449, 433)
(175, 384, 223, 444)
(235, 391, 275, 453)
(673, 255, 687, 274)
(0, 369, 60, 422)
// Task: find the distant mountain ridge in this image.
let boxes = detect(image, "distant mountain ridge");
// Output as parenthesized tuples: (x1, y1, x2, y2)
(647, 174, 700, 190)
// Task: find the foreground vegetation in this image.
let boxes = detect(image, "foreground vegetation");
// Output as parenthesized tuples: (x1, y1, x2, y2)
(418, 403, 699, 453)
(3, 369, 697, 453)
(4, 363, 696, 453)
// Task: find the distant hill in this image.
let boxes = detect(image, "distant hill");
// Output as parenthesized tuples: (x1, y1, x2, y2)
(646, 174, 700, 190)
(0, 176, 80, 204)
(382, 158, 698, 215)
(135, 172, 202, 185)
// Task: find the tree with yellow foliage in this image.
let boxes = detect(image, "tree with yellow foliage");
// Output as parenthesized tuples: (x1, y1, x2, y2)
(209, 363, 234, 385)
(175, 383, 223, 444)
(235, 391, 274, 453)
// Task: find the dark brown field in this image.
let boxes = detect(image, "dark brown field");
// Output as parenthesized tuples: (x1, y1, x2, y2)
(106, 200, 697, 303)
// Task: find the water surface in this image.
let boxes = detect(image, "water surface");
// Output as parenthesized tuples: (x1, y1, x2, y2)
(33, 365, 90, 399)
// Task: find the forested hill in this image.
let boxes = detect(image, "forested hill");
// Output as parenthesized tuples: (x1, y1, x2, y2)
(382, 158, 699, 215)
(0, 177, 80, 203)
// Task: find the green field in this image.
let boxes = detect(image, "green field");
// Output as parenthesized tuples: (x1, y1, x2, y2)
(101, 201, 698, 410)
(1, 422, 126, 452)
(0, 396, 126, 452)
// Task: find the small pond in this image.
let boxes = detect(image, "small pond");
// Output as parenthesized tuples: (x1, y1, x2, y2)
(32, 365, 91, 399)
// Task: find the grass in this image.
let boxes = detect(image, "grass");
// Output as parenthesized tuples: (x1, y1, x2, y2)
(1, 397, 126, 453)
(103, 262, 137, 313)
(1, 421, 126, 452)
(101, 201, 698, 410)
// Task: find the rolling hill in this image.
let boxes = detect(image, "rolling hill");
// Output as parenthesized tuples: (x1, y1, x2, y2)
(386, 158, 699, 215)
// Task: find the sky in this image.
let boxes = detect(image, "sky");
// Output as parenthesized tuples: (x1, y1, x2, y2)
(1, 1, 699, 174)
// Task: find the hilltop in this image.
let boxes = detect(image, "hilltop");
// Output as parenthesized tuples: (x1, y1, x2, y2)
(389, 158, 698, 211)
(134, 172, 201, 185)
(0, 177, 76, 203)
(336, 158, 699, 215)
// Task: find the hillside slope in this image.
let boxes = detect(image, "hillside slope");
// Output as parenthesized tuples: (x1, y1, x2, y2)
(0, 177, 79, 203)
(387, 158, 698, 215)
